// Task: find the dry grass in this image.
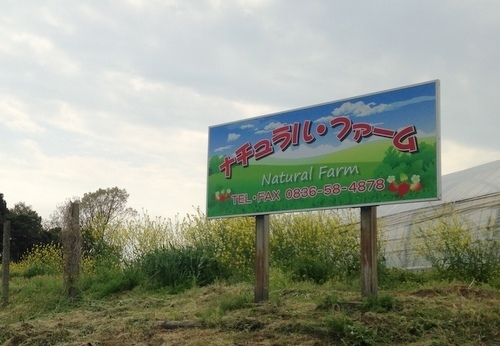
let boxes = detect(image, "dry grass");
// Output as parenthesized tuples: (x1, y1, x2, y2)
(1, 278, 499, 346)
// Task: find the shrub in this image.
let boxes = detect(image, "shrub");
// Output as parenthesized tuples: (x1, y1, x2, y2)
(107, 212, 184, 262)
(12, 243, 62, 278)
(140, 244, 229, 292)
(414, 213, 499, 283)
(270, 211, 361, 283)
(183, 211, 255, 280)
(290, 255, 330, 284)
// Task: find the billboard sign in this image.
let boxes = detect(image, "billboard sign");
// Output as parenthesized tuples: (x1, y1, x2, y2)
(207, 80, 440, 218)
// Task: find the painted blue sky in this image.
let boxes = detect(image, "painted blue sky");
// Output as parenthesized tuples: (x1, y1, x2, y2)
(209, 81, 437, 159)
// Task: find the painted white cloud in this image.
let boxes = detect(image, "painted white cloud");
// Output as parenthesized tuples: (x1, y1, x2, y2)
(314, 115, 334, 123)
(255, 121, 285, 134)
(332, 96, 436, 118)
(390, 96, 435, 109)
(332, 101, 390, 117)
(215, 145, 233, 152)
(272, 143, 337, 160)
(227, 133, 241, 142)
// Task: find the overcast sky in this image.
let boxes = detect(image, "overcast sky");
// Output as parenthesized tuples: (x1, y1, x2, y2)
(1, 1, 499, 222)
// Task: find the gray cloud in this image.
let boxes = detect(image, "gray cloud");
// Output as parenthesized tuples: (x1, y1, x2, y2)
(1, 0, 499, 220)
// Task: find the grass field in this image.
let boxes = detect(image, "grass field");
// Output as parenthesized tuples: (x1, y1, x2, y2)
(2, 201, 497, 345)
(1, 274, 499, 345)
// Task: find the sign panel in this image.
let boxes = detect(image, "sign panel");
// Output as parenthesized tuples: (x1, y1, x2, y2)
(207, 80, 440, 218)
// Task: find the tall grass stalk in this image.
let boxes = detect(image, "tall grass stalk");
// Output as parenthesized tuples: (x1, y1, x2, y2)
(270, 210, 362, 283)
(10, 243, 62, 278)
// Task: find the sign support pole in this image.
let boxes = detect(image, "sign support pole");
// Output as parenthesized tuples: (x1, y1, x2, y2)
(360, 206, 378, 298)
(2, 221, 11, 308)
(254, 214, 270, 303)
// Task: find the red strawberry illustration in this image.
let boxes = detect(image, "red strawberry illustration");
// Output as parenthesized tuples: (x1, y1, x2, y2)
(397, 173, 410, 197)
(410, 182, 422, 191)
(216, 189, 232, 202)
(388, 181, 399, 191)
(387, 175, 399, 191)
(398, 181, 411, 197)
(410, 174, 422, 191)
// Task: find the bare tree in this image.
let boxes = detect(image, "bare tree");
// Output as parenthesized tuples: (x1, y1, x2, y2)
(80, 187, 136, 228)
(48, 187, 137, 257)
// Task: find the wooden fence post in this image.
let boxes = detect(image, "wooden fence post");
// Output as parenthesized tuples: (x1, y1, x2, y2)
(255, 214, 270, 303)
(360, 206, 378, 298)
(2, 221, 11, 307)
(62, 202, 82, 299)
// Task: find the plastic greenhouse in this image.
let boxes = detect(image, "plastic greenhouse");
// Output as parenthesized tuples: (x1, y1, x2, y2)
(378, 160, 500, 269)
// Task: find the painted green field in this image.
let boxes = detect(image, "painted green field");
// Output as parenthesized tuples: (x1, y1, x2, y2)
(207, 138, 438, 217)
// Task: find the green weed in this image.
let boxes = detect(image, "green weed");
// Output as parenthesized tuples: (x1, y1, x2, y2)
(379, 267, 433, 289)
(219, 293, 253, 312)
(362, 294, 396, 313)
(324, 314, 374, 345)
(316, 294, 339, 310)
